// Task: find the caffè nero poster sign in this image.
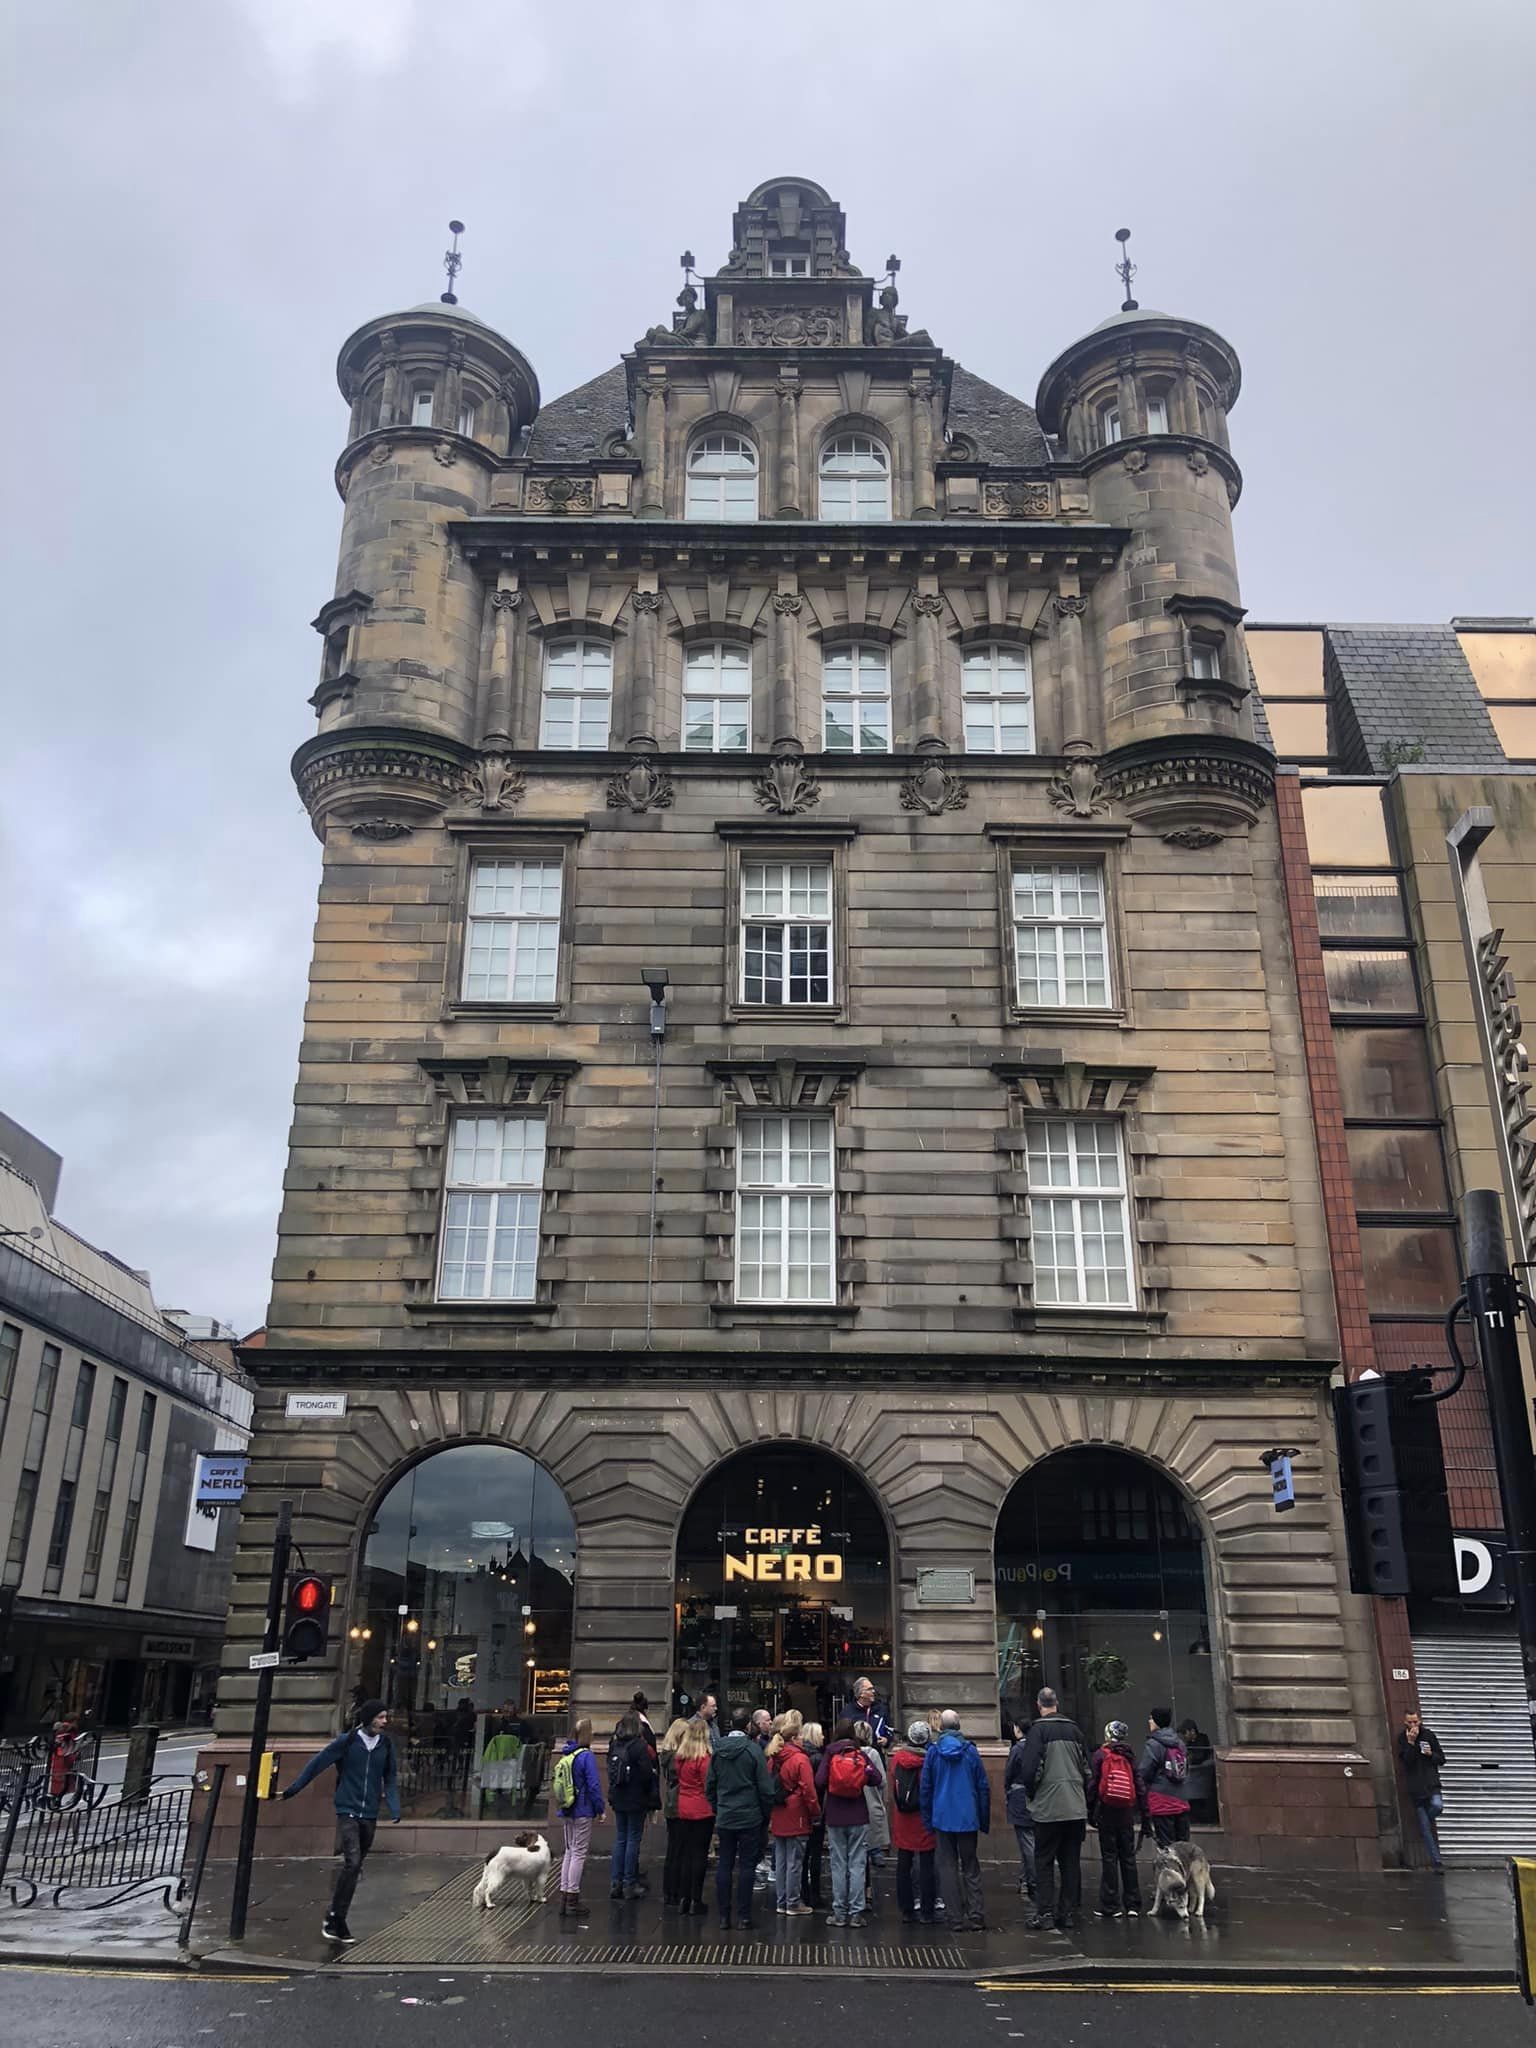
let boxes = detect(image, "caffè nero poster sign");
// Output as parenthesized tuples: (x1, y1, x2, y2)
(724, 1525, 844, 1584)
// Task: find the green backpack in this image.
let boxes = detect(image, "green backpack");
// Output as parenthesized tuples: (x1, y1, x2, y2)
(553, 1749, 577, 1812)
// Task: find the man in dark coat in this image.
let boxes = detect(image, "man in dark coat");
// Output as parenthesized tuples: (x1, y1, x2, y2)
(1017, 1687, 1090, 1932)
(281, 1699, 400, 1943)
(707, 1706, 774, 1930)
(1398, 1708, 1447, 1872)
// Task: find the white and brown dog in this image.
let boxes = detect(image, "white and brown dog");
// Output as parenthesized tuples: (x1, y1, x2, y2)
(473, 1832, 552, 1913)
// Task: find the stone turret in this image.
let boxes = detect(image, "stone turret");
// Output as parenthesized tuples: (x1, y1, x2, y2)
(294, 304, 540, 837)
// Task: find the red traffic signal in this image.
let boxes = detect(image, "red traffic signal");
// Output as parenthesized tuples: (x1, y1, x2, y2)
(283, 1572, 331, 1660)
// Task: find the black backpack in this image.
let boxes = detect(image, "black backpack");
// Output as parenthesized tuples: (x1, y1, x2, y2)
(892, 1757, 923, 1815)
(769, 1751, 792, 1806)
(609, 1741, 636, 1795)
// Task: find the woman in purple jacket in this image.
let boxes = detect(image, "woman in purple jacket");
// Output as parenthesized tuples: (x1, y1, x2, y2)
(814, 1717, 878, 1928)
(556, 1717, 605, 1917)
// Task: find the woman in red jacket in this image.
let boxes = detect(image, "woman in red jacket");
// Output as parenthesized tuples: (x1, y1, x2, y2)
(766, 1710, 821, 1917)
(888, 1719, 939, 1924)
(670, 1718, 716, 1915)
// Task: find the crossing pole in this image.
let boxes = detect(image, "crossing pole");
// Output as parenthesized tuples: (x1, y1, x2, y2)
(228, 1497, 291, 1942)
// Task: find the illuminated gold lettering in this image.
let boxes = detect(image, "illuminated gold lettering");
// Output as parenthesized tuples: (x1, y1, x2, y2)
(786, 1555, 811, 1582)
(815, 1554, 843, 1583)
(724, 1553, 753, 1581)
(757, 1554, 783, 1582)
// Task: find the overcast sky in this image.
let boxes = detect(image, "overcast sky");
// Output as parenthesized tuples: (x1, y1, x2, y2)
(2, 0, 1531, 1334)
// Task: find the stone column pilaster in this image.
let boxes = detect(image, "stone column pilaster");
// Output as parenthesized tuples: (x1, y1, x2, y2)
(1053, 574, 1093, 757)
(482, 580, 521, 745)
(909, 375, 937, 517)
(910, 582, 947, 750)
(775, 369, 801, 516)
(625, 584, 662, 750)
(770, 582, 802, 753)
(639, 370, 668, 516)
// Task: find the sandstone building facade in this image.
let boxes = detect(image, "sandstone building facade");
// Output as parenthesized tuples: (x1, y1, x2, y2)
(216, 181, 1395, 1866)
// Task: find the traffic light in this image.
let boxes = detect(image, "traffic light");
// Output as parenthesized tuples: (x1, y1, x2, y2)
(282, 1571, 330, 1660)
(1335, 1373, 1455, 1600)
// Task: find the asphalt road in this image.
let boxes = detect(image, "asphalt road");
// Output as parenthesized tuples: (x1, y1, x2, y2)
(0, 1967, 1523, 2048)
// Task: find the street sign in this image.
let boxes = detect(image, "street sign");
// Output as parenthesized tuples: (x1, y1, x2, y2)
(196, 1454, 249, 1505)
(285, 1392, 347, 1419)
(1269, 1453, 1296, 1512)
(248, 1650, 280, 1671)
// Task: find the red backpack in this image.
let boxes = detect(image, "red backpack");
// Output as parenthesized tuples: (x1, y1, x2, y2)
(828, 1747, 868, 1800)
(1099, 1748, 1137, 1807)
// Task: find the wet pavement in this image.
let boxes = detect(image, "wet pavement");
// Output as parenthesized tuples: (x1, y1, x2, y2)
(0, 1849, 1519, 1981)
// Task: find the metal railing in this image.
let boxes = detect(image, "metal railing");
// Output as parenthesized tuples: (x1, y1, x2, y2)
(0, 1759, 192, 1911)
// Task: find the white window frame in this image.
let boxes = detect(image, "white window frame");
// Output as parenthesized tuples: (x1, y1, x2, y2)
(1025, 1118, 1134, 1308)
(769, 255, 810, 277)
(540, 637, 612, 749)
(685, 433, 758, 521)
(411, 387, 435, 427)
(822, 642, 891, 753)
(962, 644, 1035, 754)
(819, 435, 891, 521)
(1189, 637, 1223, 681)
(456, 396, 478, 438)
(1100, 403, 1121, 446)
(740, 859, 833, 1006)
(1012, 859, 1112, 1009)
(1144, 392, 1169, 435)
(437, 1115, 546, 1302)
(463, 857, 563, 1003)
(683, 641, 752, 751)
(735, 1113, 836, 1303)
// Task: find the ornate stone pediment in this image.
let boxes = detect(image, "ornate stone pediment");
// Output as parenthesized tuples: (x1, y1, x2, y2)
(736, 305, 842, 347)
(525, 474, 596, 514)
(983, 481, 1053, 519)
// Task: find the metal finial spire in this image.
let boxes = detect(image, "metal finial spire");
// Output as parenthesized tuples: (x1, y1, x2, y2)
(680, 250, 697, 287)
(1114, 227, 1138, 313)
(882, 253, 902, 288)
(441, 219, 465, 306)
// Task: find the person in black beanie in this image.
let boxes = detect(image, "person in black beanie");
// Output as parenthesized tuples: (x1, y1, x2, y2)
(281, 1698, 400, 1943)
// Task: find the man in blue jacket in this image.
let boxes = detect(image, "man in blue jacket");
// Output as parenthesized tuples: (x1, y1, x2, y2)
(919, 1708, 991, 1931)
(281, 1699, 400, 1942)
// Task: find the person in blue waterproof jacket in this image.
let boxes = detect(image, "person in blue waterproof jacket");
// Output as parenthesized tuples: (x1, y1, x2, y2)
(919, 1708, 991, 1931)
(281, 1698, 400, 1943)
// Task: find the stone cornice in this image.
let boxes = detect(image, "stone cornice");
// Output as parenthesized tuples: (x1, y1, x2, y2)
(291, 726, 479, 838)
(1101, 733, 1276, 838)
(455, 515, 1131, 571)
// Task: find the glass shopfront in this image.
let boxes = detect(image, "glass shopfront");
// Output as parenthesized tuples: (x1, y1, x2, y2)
(995, 1449, 1220, 1819)
(674, 1446, 892, 1730)
(349, 1443, 575, 1822)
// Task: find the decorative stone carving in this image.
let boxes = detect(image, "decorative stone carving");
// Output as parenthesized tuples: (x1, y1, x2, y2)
(984, 481, 1052, 519)
(1186, 449, 1210, 475)
(1163, 824, 1222, 850)
(1047, 754, 1110, 819)
(432, 440, 456, 466)
(900, 759, 968, 815)
(1123, 448, 1149, 475)
(630, 590, 663, 614)
(736, 306, 842, 347)
(771, 592, 803, 615)
(293, 733, 473, 840)
(525, 474, 596, 514)
(350, 815, 413, 841)
(1102, 736, 1275, 838)
(607, 757, 676, 813)
(461, 754, 526, 812)
(641, 282, 707, 347)
(752, 754, 822, 815)
(491, 589, 522, 612)
(1053, 595, 1087, 619)
(369, 442, 391, 466)
(870, 283, 908, 345)
(911, 593, 945, 617)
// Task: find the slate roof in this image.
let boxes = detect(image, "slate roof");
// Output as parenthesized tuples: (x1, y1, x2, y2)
(1324, 626, 1508, 772)
(521, 364, 630, 461)
(947, 365, 1051, 467)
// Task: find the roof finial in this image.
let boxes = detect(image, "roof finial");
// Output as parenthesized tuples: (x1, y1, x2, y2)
(441, 219, 465, 306)
(680, 249, 697, 288)
(1114, 227, 1138, 313)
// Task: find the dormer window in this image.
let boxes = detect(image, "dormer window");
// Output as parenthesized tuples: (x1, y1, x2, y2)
(1144, 392, 1170, 435)
(769, 253, 810, 277)
(819, 435, 891, 521)
(456, 397, 478, 438)
(1100, 403, 1121, 447)
(687, 433, 758, 520)
(411, 387, 435, 427)
(1190, 639, 1223, 683)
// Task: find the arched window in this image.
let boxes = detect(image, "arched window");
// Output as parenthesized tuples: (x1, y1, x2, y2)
(686, 433, 758, 520)
(1099, 402, 1121, 447)
(351, 1443, 577, 1820)
(683, 641, 752, 751)
(994, 1448, 1218, 1814)
(456, 395, 479, 439)
(819, 434, 891, 521)
(1144, 388, 1170, 435)
(411, 386, 435, 428)
(540, 638, 612, 749)
(822, 643, 891, 752)
(962, 644, 1034, 754)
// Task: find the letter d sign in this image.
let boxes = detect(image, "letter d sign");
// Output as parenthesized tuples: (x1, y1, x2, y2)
(1455, 1536, 1494, 1596)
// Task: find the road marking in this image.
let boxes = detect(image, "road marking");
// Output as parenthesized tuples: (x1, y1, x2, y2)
(976, 1977, 1520, 1995)
(0, 1964, 290, 1984)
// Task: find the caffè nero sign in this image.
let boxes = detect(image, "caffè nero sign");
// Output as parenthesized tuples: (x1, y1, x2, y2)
(724, 1525, 844, 1584)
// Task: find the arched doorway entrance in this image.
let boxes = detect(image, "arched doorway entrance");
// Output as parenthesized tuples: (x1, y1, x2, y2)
(674, 1445, 892, 1731)
(994, 1449, 1219, 1816)
(349, 1442, 576, 1822)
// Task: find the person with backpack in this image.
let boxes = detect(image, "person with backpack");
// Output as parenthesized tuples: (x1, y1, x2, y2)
(1088, 1719, 1147, 1919)
(670, 1717, 716, 1911)
(656, 1716, 690, 1908)
(279, 1699, 400, 1944)
(552, 1716, 604, 1919)
(706, 1706, 775, 1930)
(607, 1710, 656, 1900)
(854, 1718, 889, 1907)
(889, 1719, 938, 1924)
(799, 1720, 827, 1909)
(919, 1708, 991, 1932)
(766, 1709, 819, 1916)
(1002, 1717, 1038, 1903)
(1139, 1706, 1191, 1847)
(815, 1717, 879, 1928)
(1017, 1686, 1090, 1932)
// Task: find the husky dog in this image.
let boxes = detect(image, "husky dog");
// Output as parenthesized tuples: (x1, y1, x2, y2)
(473, 1832, 552, 1912)
(1153, 1840, 1216, 1920)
